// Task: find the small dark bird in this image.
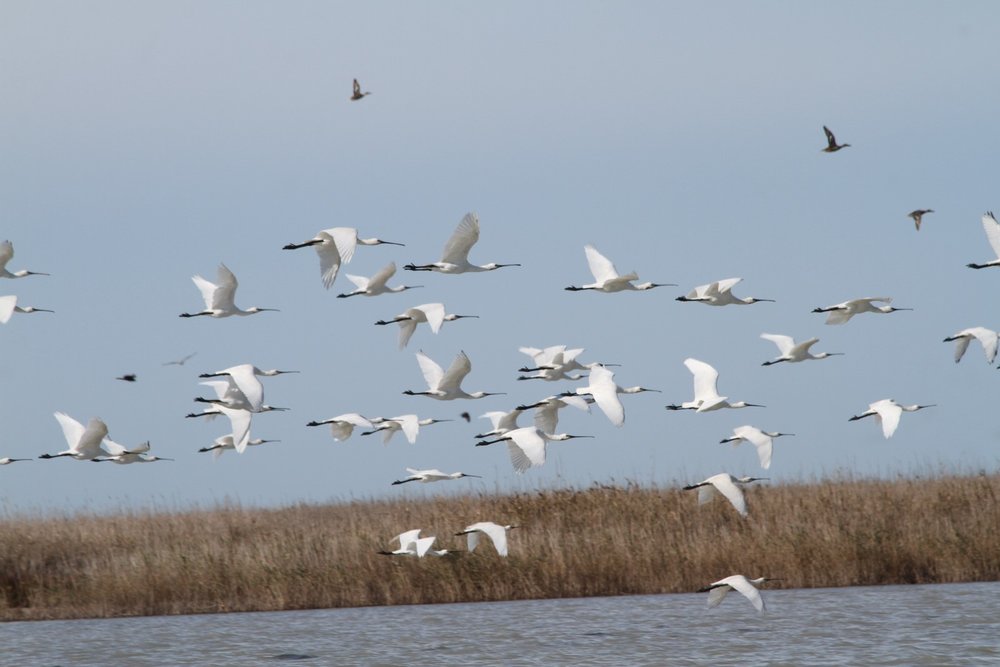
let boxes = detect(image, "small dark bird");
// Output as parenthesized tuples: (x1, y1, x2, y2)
(116, 374, 137, 382)
(908, 209, 933, 231)
(821, 125, 850, 152)
(351, 78, 371, 101)
(460, 411, 471, 422)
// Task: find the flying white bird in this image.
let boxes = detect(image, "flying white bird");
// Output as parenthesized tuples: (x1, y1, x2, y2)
(968, 212, 1000, 269)
(360, 415, 451, 444)
(0, 457, 31, 465)
(811, 297, 911, 325)
(337, 262, 421, 299)
(564, 245, 673, 293)
(760, 334, 842, 366)
(849, 399, 934, 439)
(683, 473, 768, 517)
(306, 413, 373, 441)
(198, 435, 280, 459)
(197, 364, 298, 412)
(0, 295, 54, 323)
(0, 240, 48, 279)
(562, 365, 658, 427)
(943, 327, 999, 364)
(96, 440, 173, 464)
(455, 522, 518, 557)
(476, 426, 593, 473)
(699, 575, 777, 613)
(475, 407, 526, 438)
(666, 358, 764, 412)
(377, 530, 451, 558)
(516, 394, 593, 435)
(375, 303, 478, 349)
(403, 350, 503, 400)
(517, 345, 614, 381)
(180, 264, 277, 318)
(39, 412, 111, 461)
(675, 278, 774, 306)
(404, 212, 519, 274)
(391, 468, 482, 485)
(283, 227, 403, 289)
(720, 425, 794, 470)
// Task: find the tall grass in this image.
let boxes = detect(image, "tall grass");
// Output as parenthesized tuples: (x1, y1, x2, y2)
(1, 474, 998, 620)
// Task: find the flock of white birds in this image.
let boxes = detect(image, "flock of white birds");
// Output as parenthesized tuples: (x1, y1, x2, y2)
(5, 113, 1000, 614)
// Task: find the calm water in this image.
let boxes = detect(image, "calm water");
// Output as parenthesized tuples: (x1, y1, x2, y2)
(4, 582, 999, 666)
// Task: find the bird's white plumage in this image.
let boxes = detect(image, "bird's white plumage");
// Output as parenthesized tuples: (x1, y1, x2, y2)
(440, 213, 480, 266)
(458, 521, 512, 557)
(51, 412, 110, 460)
(945, 327, 998, 364)
(573, 365, 624, 426)
(691, 473, 750, 516)
(980, 212, 1000, 259)
(704, 575, 767, 612)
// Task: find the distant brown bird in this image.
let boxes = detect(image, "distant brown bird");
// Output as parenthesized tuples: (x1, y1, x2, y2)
(116, 374, 137, 382)
(460, 411, 471, 422)
(821, 125, 850, 152)
(908, 209, 933, 231)
(351, 78, 371, 101)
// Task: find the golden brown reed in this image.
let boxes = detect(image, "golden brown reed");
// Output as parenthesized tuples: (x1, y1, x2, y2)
(1, 473, 998, 621)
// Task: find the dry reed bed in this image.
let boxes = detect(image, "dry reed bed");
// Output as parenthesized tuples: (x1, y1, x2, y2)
(1, 474, 998, 621)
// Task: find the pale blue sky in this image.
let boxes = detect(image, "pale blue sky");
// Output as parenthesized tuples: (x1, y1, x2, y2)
(2, 2, 1000, 513)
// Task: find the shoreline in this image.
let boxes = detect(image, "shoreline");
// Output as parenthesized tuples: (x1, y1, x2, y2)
(2, 473, 998, 622)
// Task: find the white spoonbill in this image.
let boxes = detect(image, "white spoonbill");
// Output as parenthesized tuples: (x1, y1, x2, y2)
(403, 350, 503, 400)
(391, 468, 482, 485)
(967, 212, 1000, 269)
(378, 530, 444, 558)
(516, 394, 593, 435)
(96, 440, 173, 464)
(283, 227, 403, 289)
(666, 358, 764, 412)
(682, 473, 768, 517)
(198, 435, 279, 459)
(699, 575, 777, 613)
(0, 295, 53, 323)
(517, 345, 614, 382)
(0, 240, 48, 278)
(0, 457, 31, 465)
(455, 522, 518, 557)
(675, 278, 773, 306)
(562, 365, 658, 427)
(337, 262, 421, 298)
(944, 327, 999, 364)
(475, 407, 526, 438)
(306, 413, 373, 441)
(198, 364, 298, 412)
(811, 297, 911, 325)
(849, 399, 934, 439)
(404, 212, 519, 274)
(360, 415, 451, 444)
(476, 427, 593, 473)
(39, 413, 111, 461)
(720, 426, 794, 470)
(375, 303, 478, 349)
(760, 334, 842, 366)
(564, 245, 673, 293)
(179, 264, 277, 318)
